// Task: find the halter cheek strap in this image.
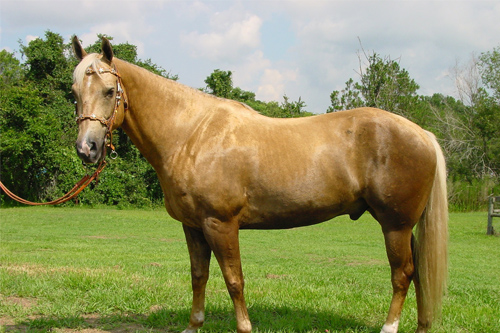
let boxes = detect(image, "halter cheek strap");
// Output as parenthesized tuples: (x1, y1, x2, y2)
(76, 65, 128, 158)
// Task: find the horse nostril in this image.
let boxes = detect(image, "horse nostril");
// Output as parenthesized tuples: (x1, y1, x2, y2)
(89, 140, 97, 151)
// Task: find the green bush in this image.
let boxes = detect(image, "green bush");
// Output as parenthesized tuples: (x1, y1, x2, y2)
(448, 177, 500, 211)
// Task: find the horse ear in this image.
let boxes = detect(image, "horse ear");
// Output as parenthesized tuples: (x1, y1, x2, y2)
(101, 37, 114, 64)
(72, 36, 87, 61)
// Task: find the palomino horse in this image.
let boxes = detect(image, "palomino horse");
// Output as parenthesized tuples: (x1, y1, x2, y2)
(71, 37, 447, 333)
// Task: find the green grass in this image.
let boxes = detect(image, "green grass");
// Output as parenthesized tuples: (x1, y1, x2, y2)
(1, 207, 499, 332)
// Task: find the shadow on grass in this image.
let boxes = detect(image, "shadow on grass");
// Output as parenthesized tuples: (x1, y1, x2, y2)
(2, 305, 380, 332)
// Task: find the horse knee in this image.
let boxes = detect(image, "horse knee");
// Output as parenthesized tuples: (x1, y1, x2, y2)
(226, 278, 245, 297)
(191, 268, 209, 285)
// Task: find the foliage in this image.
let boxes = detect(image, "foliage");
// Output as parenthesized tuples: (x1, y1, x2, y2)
(327, 51, 423, 123)
(204, 69, 313, 118)
(19, 31, 74, 98)
(0, 50, 23, 86)
(0, 33, 77, 203)
(448, 176, 500, 211)
(204, 69, 233, 98)
(0, 31, 171, 207)
(425, 53, 500, 185)
(479, 45, 500, 101)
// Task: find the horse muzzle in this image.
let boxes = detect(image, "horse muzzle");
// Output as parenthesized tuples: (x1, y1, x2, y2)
(76, 134, 105, 164)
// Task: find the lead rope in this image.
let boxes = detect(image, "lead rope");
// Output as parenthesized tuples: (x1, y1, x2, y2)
(0, 161, 107, 206)
(0, 64, 127, 205)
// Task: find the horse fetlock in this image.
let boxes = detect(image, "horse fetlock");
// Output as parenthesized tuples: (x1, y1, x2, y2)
(181, 327, 198, 333)
(237, 319, 252, 333)
(191, 310, 204, 326)
(415, 320, 431, 333)
(380, 319, 399, 333)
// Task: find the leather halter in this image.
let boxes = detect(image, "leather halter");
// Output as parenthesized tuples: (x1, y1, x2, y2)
(76, 65, 128, 157)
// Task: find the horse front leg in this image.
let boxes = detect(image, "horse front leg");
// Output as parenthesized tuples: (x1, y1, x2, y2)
(182, 224, 212, 333)
(202, 217, 252, 333)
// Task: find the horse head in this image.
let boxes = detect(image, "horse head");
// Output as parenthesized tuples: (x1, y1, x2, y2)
(71, 36, 126, 164)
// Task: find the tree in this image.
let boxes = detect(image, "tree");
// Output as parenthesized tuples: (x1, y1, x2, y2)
(429, 53, 500, 181)
(327, 78, 363, 113)
(0, 31, 172, 206)
(1, 32, 79, 203)
(0, 50, 23, 87)
(20, 31, 74, 99)
(280, 94, 308, 118)
(327, 51, 422, 122)
(479, 45, 500, 101)
(204, 69, 233, 98)
(204, 69, 313, 118)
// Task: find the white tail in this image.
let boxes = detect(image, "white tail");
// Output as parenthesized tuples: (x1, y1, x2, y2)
(414, 131, 448, 328)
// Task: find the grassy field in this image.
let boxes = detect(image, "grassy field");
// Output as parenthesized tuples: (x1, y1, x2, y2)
(0, 207, 499, 332)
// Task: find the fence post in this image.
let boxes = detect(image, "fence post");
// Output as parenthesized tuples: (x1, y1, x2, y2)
(487, 196, 499, 235)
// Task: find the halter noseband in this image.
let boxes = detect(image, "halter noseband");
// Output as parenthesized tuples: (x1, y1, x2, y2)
(75, 65, 128, 159)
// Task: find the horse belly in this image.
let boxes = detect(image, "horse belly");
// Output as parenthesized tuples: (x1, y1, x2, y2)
(240, 177, 364, 230)
(240, 208, 340, 230)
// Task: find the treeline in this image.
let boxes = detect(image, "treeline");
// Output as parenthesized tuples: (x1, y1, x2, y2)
(1, 31, 499, 210)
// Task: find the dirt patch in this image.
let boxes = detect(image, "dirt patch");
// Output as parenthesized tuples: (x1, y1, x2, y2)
(0, 316, 16, 327)
(2, 263, 123, 277)
(0, 295, 38, 329)
(2, 296, 38, 309)
(147, 262, 162, 267)
(52, 329, 107, 333)
(149, 305, 163, 313)
(0, 313, 171, 333)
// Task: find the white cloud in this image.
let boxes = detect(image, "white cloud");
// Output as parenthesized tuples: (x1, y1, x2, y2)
(26, 35, 40, 44)
(257, 67, 298, 102)
(181, 10, 262, 62)
(78, 21, 153, 56)
(182, 0, 212, 19)
(232, 50, 270, 87)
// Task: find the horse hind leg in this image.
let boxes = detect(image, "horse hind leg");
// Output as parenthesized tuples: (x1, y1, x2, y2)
(182, 225, 212, 333)
(380, 226, 415, 333)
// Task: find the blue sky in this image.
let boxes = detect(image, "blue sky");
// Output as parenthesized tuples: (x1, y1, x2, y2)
(1, 0, 499, 113)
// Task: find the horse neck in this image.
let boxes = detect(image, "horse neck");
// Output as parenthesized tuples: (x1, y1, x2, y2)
(113, 59, 204, 170)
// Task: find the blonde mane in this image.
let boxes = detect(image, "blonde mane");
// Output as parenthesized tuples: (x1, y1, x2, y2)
(73, 53, 104, 88)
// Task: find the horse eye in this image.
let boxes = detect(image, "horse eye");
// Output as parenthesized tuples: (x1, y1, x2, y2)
(73, 101, 78, 116)
(105, 88, 115, 98)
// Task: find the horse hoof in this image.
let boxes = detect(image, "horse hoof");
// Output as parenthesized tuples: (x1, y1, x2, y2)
(181, 328, 197, 333)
